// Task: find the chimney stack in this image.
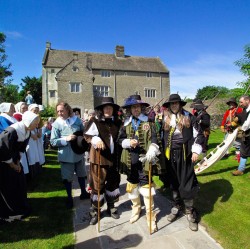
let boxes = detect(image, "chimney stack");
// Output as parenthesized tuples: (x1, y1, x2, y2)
(73, 53, 78, 61)
(46, 41, 51, 49)
(115, 45, 125, 58)
(86, 54, 92, 70)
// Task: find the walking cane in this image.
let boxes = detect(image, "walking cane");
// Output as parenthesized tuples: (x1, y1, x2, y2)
(149, 162, 152, 235)
(97, 149, 101, 233)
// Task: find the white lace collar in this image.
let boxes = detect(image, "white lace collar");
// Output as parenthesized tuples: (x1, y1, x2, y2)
(124, 113, 148, 126)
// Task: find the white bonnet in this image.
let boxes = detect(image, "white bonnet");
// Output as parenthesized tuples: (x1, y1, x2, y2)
(15, 102, 26, 112)
(28, 103, 39, 111)
(39, 105, 44, 111)
(0, 102, 12, 113)
(22, 111, 39, 127)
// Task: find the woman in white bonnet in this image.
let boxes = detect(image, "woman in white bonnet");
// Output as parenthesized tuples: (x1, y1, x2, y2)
(26, 104, 45, 178)
(13, 102, 28, 122)
(0, 102, 17, 133)
(0, 111, 40, 221)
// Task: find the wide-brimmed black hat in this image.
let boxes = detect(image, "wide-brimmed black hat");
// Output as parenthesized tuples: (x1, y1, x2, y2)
(193, 99, 206, 110)
(70, 131, 90, 154)
(162, 94, 187, 108)
(122, 95, 150, 108)
(226, 97, 237, 106)
(94, 97, 120, 110)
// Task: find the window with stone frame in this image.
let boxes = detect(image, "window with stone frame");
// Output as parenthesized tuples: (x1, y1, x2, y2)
(93, 85, 109, 97)
(144, 88, 156, 98)
(146, 72, 152, 78)
(70, 82, 80, 92)
(101, 71, 111, 77)
(49, 90, 56, 98)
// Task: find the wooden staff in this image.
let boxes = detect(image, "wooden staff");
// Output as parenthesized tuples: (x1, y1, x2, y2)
(149, 162, 152, 235)
(146, 98, 165, 113)
(97, 149, 101, 233)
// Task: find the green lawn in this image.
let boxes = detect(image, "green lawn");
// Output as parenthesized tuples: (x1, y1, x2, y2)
(0, 150, 75, 249)
(196, 130, 250, 249)
(0, 130, 249, 249)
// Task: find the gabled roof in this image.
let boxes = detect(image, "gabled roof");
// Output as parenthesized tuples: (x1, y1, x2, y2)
(42, 48, 169, 73)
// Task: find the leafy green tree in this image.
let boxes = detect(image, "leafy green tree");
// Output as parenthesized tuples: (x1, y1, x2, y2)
(1, 83, 20, 103)
(40, 106, 56, 118)
(0, 32, 13, 101)
(235, 44, 250, 94)
(19, 76, 42, 104)
(195, 85, 229, 100)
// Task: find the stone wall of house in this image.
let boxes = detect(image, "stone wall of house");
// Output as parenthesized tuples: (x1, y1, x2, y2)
(93, 70, 170, 107)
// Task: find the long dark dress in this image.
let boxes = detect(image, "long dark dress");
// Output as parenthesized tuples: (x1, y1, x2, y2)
(0, 126, 31, 219)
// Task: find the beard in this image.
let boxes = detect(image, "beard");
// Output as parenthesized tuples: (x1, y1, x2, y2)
(170, 106, 180, 114)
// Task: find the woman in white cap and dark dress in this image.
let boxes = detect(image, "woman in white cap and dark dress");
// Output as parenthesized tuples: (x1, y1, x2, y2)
(84, 97, 122, 225)
(0, 111, 40, 222)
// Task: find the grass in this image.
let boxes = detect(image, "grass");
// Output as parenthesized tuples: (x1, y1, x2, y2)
(0, 150, 75, 249)
(155, 129, 250, 249)
(1, 131, 249, 249)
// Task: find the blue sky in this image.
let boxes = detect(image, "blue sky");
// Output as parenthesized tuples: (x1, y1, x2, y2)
(1, 0, 250, 99)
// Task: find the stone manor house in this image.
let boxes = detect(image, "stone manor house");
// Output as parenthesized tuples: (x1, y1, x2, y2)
(42, 42, 170, 116)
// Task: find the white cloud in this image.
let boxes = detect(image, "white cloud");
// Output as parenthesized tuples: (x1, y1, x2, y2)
(5, 31, 23, 39)
(169, 52, 246, 99)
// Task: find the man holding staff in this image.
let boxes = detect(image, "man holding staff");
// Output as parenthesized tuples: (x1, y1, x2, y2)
(84, 97, 122, 226)
(162, 94, 203, 231)
(118, 94, 165, 233)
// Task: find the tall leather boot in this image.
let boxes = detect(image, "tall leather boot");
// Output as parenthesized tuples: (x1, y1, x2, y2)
(143, 195, 157, 233)
(78, 177, 90, 200)
(63, 180, 73, 209)
(167, 190, 182, 222)
(89, 205, 99, 225)
(129, 196, 141, 223)
(127, 183, 141, 224)
(184, 199, 198, 231)
(107, 202, 120, 219)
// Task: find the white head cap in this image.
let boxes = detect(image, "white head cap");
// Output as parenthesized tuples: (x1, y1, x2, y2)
(28, 104, 39, 111)
(0, 102, 12, 113)
(15, 102, 26, 112)
(22, 111, 39, 127)
(39, 105, 44, 111)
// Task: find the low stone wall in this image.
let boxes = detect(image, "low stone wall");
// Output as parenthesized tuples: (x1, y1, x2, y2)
(210, 114, 223, 129)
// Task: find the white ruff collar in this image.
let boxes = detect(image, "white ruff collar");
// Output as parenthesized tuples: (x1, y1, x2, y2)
(124, 113, 148, 126)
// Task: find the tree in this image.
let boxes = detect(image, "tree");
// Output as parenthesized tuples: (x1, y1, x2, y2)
(1, 83, 20, 103)
(0, 32, 13, 101)
(195, 85, 229, 100)
(19, 76, 42, 104)
(235, 44, 250, 93)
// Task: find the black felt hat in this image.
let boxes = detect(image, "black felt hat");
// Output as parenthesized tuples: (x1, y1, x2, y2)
(226, 97, 237, 106)
(70, 131, 90, 154)
(162, 94, 187, 108)
(193, 99, 206, 110)
(94, 97, 120, 110)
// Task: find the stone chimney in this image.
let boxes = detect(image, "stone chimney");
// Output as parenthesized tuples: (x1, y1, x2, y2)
(73, 53, 78, 61)
(86, 54, 92, 70)
(46, 41, 51, 49)
(115, 45, 125, 57)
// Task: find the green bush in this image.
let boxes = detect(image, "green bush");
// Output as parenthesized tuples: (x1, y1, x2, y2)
(41, 106, 56, 118)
